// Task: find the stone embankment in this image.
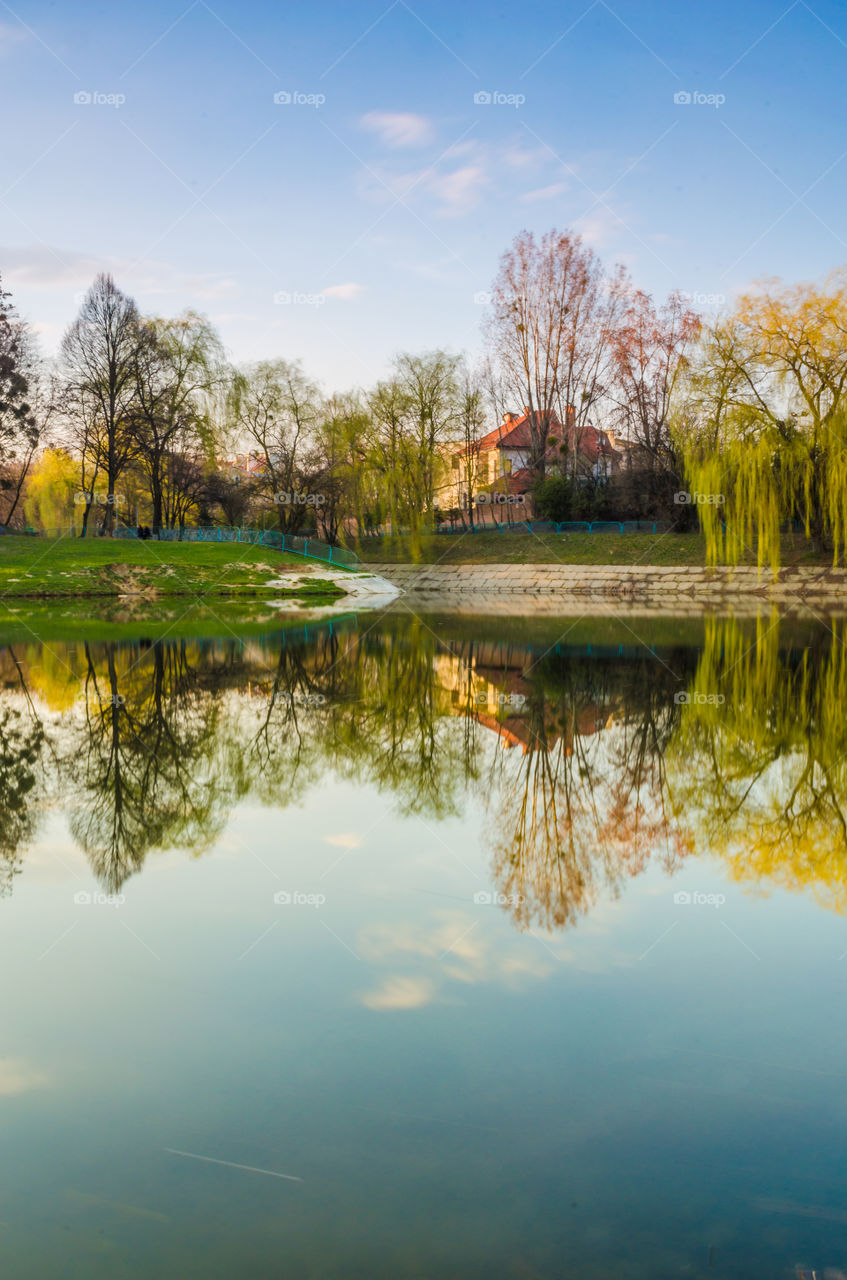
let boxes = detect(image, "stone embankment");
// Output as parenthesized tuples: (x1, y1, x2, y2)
(368, 563, 847, 616)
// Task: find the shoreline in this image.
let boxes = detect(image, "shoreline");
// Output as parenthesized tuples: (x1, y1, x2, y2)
(370, 563, 847, 616)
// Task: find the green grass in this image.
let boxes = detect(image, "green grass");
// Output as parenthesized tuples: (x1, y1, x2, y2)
(0, 536, 345, 602)
(355, 531, 833, 567)
(0, 598, 360, 646)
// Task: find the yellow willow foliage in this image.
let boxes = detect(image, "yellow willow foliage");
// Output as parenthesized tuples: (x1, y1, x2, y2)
(684, 430, 782, 573)
(666, 616, 847, 913)
(23, 448, 78, 532)
(734, 268, 847, 371)
(685, 268, 847, 570)
(817, 413, 847, 566)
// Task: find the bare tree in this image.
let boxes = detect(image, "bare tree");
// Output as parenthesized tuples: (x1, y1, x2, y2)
(608, 288, 701, 516)
(451, 360, 486, 529)
(230, 359, 323, 535)
(0, 277, 42, 526)
(484, 229, 627, 483)
(61, 274, 140, 533)
(130, 311, 223, 534)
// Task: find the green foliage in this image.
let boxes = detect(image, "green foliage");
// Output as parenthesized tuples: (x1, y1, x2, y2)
(680, 271, 847, 569)
(23, 448, 79, 531)
(533, 473, 608, 522)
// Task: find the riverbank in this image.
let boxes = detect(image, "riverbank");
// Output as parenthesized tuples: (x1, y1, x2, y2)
(356, 530, 831, 567)
(0, 536, 346, 604)
(371, 562, 847, 615)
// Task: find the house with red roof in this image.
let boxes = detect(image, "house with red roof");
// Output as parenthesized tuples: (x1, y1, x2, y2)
(438, 407, 623, 524)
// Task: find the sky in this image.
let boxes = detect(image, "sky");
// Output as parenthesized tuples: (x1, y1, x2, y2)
(2, 0, 847, 393)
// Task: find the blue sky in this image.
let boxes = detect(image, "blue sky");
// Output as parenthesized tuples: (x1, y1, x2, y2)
(2, 0, 847, 390)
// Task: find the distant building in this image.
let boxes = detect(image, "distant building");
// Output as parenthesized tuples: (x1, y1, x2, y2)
(437, 407, 623, 524)
(220, 451, 269, 478)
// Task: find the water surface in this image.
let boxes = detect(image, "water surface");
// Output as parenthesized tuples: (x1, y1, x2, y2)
(2, 608, 847, 1278)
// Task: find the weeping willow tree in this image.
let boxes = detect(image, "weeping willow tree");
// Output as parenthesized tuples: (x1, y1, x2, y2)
(365, 350, 460, 560)
(678, 268, 847, 570)
(667, 614, 847, 912)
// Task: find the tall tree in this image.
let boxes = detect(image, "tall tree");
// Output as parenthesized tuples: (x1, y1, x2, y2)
(61, 274, 140, 534)
(683, 268, 847, 567)
(230, 359, 322, 535)
(608, 288, 700, 517)
(484, 229, 626, 483)
(313, 393, 370, 546)
(130, 311, 223, 534)
(0, 276, 41, 526)
(366, 349, 460, 556)
(445, 360, 486, 529)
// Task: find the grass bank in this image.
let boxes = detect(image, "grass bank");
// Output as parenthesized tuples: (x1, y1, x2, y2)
(0, 536, 345, 603)
(354, 531, 831, 567)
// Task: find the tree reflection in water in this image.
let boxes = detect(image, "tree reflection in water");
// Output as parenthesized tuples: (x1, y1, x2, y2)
(2, 612, 846, 923)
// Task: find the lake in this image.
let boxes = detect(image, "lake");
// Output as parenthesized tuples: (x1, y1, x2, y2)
(1, 606, 846, 1278)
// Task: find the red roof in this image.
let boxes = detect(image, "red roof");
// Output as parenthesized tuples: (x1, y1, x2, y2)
(470, 409, 614, 471)
(476, 413, 539, 452)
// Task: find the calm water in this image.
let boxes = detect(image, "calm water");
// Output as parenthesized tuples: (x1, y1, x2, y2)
(2, 608, 847, 1278)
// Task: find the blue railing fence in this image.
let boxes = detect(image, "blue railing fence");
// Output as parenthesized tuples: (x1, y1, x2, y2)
(36, 525, 359, 569)
(435, 519, 672, 535)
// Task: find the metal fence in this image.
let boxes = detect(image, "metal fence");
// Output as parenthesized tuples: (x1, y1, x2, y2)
(437, 519, 672, 536)
(35, 525, 359, 569)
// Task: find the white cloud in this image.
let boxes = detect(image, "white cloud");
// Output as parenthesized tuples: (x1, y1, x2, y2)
(324, 829, 360, 849)
(360, 111, 435, 148)
(360, 975, 437, 1010)
(358, 910, 556, 992)
(573, 207, 627, 248)
(427, 164, 489, 216)
(500, 142, 552, 171)
(323, 831, 362, 847)
(398, 255, 465, 282)
(0, 1057, 48, 1095)
(183, 274, 238, 300)
(1, 244, 106, 288)
(520, 182, 567, 202)
(0, 246, 235, 305)
(361, 159, 489, 216)
(322, 282, 363, 300)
